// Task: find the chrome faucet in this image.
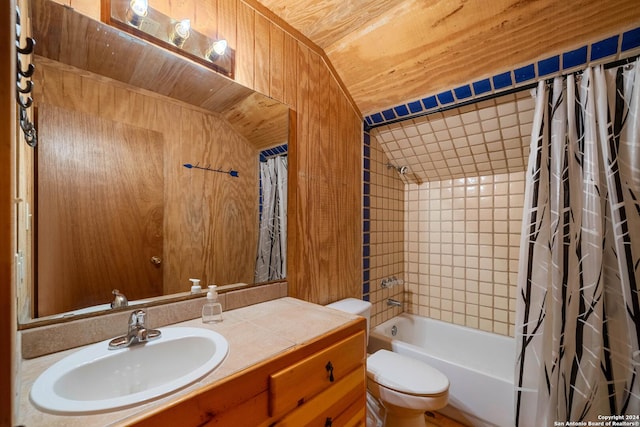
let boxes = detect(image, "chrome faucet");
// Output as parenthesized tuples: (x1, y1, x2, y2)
(110, 289, 128, 309)
(387, 298, 402, 307)
(108, 309, 161, 350)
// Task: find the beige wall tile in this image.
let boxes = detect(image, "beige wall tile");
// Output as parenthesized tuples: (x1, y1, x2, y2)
(400, 171, 524, 335)
(367, 134, 405, 327)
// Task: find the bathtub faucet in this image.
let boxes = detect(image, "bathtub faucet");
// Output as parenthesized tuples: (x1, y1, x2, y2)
(387, 298, 402, 307)
(381, 276, 404, 289)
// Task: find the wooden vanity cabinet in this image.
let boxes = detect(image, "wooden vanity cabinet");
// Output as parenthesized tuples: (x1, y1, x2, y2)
(126, 318, 366, 427)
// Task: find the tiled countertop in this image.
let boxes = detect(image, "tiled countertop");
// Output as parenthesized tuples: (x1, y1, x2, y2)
(17, 297, 359, 427)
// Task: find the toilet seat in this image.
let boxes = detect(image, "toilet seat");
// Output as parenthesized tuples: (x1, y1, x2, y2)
(367, 350, 449, 396)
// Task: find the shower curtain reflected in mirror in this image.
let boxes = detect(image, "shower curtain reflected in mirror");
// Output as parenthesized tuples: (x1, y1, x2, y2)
(515, 59, 640, 426)
(255, 155, 287, 282)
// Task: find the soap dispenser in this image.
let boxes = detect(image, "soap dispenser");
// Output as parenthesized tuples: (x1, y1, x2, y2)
(202, 285, 223, 323)
(189, 278, 202, 294)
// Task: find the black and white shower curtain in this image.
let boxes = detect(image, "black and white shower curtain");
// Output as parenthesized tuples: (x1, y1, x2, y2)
(515, 59, 640, 425)
(255, 155, 287, 282)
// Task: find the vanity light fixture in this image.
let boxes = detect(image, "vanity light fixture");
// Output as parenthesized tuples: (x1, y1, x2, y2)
(170, 19, 190, 47)
(206, 39, 227, 61)
(103, 0, 235, 78)
(126, 0, 148, 27)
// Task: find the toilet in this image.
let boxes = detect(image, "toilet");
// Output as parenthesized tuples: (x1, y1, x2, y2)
(327, 298, 449, 427)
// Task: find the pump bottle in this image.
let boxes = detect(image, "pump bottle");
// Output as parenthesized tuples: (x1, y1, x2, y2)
(202, 285, 223, 323)
(189, 278, 201, 294)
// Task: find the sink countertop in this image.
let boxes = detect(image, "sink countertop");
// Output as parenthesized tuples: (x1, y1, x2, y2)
(17, 297, 359, 427)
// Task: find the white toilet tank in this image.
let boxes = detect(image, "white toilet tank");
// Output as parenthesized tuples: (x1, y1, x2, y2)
(326, 298, 371, 341)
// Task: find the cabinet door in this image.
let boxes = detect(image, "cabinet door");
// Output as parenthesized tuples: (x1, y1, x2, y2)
(273, 366, 366, 426)
(270, 331, 365, 418)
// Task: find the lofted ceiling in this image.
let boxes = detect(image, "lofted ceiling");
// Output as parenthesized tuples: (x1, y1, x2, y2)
(256, 0, 640, 116)
(372, 89, 535, 184)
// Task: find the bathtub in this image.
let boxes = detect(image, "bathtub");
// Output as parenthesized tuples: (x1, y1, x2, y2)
(368, 314, 515, 427)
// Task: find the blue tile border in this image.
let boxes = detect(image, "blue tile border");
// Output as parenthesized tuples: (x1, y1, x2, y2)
(622, 27, 640, 51)
(537, 55, 560, 76)
(472, 78, 492, 96)
(514, 64, 535, 83)
(362, 127, 371, 300)
(259, 143, 288, 162)
(591, 36, 619, 61)
(492, 71, 513, 90)
(382, 109, 396, 120)
(436, 90, 455, 105)
(370, 112, 384, 124)
(408, 100, 423, 113)
(422, 95, 438, 109)
(364, 26, 640, 128)
(394, 104, 410, 117)
(453, 85, 473, 100)
(563, 46, 588, 70)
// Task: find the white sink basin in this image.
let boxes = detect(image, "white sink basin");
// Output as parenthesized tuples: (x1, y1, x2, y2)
(30, 327, 229, 414)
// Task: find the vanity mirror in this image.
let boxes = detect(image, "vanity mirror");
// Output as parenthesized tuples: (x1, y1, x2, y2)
(17, 0, 290, 325)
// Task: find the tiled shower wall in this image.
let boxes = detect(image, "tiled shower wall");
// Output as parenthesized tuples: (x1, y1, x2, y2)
(365, 133, 405, 327)
(404, 173, 525, 337)
(365, 131, 525, 336)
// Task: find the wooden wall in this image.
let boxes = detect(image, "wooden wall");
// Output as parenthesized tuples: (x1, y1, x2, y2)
(34, 59, 261, 305)
(51, 0, 363, 304)
(2, 1, 15, 424)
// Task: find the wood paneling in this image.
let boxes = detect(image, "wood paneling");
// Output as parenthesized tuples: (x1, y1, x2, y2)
(254, 12, 272, 96)
(282, 32, 298, 108)
(218, 0, 237, 48)
(34, 60, 260, 299)
(2, 1, 16, 424)
(235, 0, 255, 89)
(269, 23, 285, 103)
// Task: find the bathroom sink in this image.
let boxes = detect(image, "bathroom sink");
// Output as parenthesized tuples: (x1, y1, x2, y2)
(30, 327, 229, 414)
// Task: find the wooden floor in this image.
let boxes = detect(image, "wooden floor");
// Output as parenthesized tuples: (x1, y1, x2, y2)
(425, 411, 469, 427)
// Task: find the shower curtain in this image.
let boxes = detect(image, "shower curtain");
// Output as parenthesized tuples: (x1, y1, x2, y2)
(255, 155, 287, 282)
(515, 59, 640, 426)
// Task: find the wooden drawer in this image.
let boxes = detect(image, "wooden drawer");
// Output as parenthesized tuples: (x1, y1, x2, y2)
(273, 366, 366, 426)
(331, 398, 367, 427)
(269, 331, 365, 418)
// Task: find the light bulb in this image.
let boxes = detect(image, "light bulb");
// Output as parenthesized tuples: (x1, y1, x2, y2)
(213, 39, 227, 55)
(126, 0, 148, 26)
(207, 39, 227, 60)
(170, 19, 191, 47)
(175, 19, 190, 38)
(130, 0, 148, 16)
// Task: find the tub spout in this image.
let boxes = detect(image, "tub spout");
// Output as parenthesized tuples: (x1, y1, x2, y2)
(387, 298, 402, 307)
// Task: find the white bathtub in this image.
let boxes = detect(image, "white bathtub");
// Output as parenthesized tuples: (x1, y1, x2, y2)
(368, 314, 515, 427)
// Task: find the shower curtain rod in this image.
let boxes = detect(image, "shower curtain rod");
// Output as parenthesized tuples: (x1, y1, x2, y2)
(367, 53, 640, 131)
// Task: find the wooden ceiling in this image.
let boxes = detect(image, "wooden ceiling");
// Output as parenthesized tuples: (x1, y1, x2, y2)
(256, 0, 640, 116)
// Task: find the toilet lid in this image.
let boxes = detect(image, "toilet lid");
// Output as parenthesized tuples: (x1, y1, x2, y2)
(367, 350, 449, 395)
